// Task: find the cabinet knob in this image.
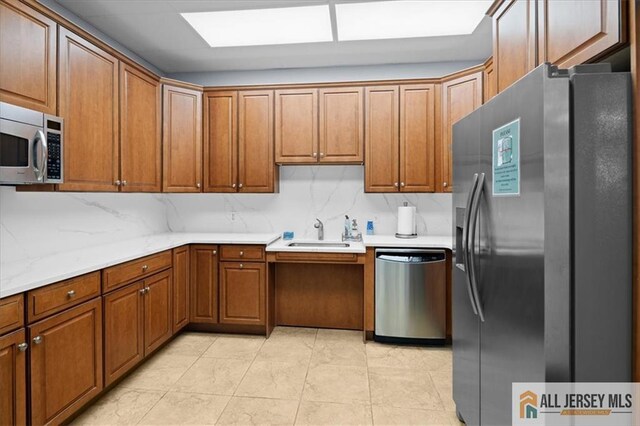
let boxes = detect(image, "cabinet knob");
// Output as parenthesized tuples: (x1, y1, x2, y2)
(400, 182, 405, 187)
(33, 336, 43, 345)
(122, 180, 127, 186)
(394, 182, 398, 187)
(320, 153, 325, 157)
(145, 286, 150, 293)
(238, 183, 243, 188)
(18, 342, 28, 352)
(232, 183, 236, 188)
(196, 183, 201, 189)
(443, 182, 448, 187)
(239, 263, 244, 268)
(142, 265, 148, 272)
(212, 250, 217, 255)
(313, 152, 317, 158)
(115, 180, 121, 186)
(139, 288, 146, 295)
(67, 290, 76, 298)
(239, 251, 244, 257)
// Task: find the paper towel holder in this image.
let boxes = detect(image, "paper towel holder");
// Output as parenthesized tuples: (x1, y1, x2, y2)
(395, 202, 418, 239)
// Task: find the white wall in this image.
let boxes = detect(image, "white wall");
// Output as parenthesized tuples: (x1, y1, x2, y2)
(0, 166, 452, 264)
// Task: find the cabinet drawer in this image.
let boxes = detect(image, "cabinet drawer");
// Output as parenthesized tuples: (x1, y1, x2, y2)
(0, 294, 24, 335)
(102, 251, 172, 293)
(27, 272, 101, 323)
(220, 245, 265, 262)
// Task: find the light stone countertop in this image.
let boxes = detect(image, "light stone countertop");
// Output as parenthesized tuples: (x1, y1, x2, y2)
(1, 232, 453, 299)
(0, 232, 280, 299)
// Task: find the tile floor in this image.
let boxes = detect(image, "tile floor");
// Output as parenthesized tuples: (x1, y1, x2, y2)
(71, 327, 461, 426)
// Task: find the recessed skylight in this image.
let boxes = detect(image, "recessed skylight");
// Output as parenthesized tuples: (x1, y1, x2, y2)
(182, 6, 333, 48)
(336, 1, 491, 41)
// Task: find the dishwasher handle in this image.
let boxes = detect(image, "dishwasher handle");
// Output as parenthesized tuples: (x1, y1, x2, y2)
(376, 250, 445, 264)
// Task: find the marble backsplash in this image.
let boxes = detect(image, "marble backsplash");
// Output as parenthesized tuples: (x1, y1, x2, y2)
(0, 166, 452, 264)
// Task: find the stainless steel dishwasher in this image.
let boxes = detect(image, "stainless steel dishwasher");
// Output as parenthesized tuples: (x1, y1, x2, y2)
(375, 248, 446, 344)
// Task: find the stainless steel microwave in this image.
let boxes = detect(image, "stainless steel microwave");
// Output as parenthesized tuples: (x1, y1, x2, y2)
(0, 102, 63, 185)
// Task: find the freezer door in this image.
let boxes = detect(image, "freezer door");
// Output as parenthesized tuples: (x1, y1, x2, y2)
(473, 65, 569, 426)
(451, 106, 481, 424)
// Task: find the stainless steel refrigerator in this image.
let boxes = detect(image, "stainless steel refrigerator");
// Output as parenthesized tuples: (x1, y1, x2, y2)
(452, 63, 632, 426)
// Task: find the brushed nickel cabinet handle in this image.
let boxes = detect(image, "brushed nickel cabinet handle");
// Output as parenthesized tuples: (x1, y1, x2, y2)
(142, 265, 148, 272)
(238, 183, 243, 188)
(320, 153, 325, 157)
(394, 182, 398, 187)
(145, 286, 150, 292)
(443, 182, 448, 187)
(115, 180, 121, 186)
(67, 290, 76, 298)
(232, 183, 236, 188)
(239, 263, 244, 268)
(18, 343, 28, 352)
(139, 288, 146, 294)
(313, 152, 317, 158)
(212, 250, 217, 255)
(32, 336, 43, 345)
(196, 182, 201, 188)
(239, 251, 244, 257)
(122, 180, 127, 186)
(400, 182, 405, 187)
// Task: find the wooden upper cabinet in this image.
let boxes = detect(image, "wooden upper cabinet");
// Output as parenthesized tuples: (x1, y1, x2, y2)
(204, 91, 238, 192)
(0, 329, 27, 426)
(275, 89, 318, 163)
(365, 86, 399, 193)
(103, 281, 144, 386)
(238, 90, 276, 193)
(492, 0, 537, 93)
(58, 27, 119, 192)
(219, 262, 266, 326)
(0, 0, 57, 114)
(537, 0, 626, 68)
(439, 72, 483, 193)
(163, 84, 203, 193)
(173, 246, 190, 333)
(483, 57, 497, 102)
(190, 245, 219, 324)
(319, 87, 364, 163)
(29, 299, 103, 426)
(399, 84, 436, 192)
(120, 63, 161, 192)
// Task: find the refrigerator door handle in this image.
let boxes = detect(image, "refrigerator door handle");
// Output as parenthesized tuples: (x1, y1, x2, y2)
(463, 173, 480, 316)
(468, 172, 486, 322)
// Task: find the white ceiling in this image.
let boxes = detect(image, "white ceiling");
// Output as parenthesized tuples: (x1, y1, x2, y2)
(54, 0, 493, 74)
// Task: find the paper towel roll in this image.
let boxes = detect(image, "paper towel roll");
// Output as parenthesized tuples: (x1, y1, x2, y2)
(397, 205, 417, 236)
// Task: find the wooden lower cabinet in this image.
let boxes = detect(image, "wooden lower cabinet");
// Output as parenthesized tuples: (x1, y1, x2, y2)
(0, 328, 27, 426)
(172, 246, 190, 333)
(29, 298, 103, 426)
(143, 270, 173, 354)
(219, 262, 265, 326)
(103, 282, 144, 386)
(190, 245, 219, 323)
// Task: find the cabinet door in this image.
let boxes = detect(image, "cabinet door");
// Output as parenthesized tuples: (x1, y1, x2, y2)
(143, 270, 172, 355)
(0, 0, 56, 114)
(238, 90, 275, 193)
(493, 0, 537, 93)
(275, 89, 318, 163)
(319, 87, 364, 163)
(439, 72, 483, 193)
(120, 63, 161, 192)
(483, 58, 497, 102)
(365, 86, 399, 192)
(103, 281, 144, 386)
(172, 246, 190, 333)
(190, 245, 219, 324)
(163, 84, 203, 193)
(219, 262, 265, 326)
(58, 27, 119, 192)
(0, 329, 27, 426)
(204, 91, 237, 192)
(30, 298, 103, 426)
(399, 84, 436, 192)
(538, 0, 625, 68)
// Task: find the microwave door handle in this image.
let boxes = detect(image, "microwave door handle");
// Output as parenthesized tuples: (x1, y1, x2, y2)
(463, 173, 479, 316)
(468, 172, 485, 322)
(33, 130, 47, 182)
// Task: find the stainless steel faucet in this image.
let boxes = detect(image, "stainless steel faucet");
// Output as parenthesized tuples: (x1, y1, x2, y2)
(314, 218, 324, 240)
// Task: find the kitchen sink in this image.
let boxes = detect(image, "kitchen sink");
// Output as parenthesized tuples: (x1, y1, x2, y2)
(287, 242, 350, 248)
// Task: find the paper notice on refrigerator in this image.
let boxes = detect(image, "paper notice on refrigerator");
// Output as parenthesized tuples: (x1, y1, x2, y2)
(492, 118, 520, 196)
